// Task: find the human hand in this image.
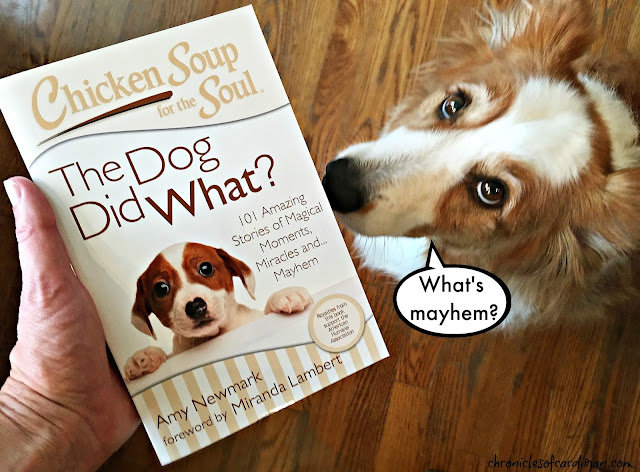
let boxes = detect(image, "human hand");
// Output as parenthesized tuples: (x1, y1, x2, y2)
(0, 177, 139, 472)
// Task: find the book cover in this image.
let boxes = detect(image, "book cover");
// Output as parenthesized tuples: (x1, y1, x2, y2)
(0, 6, 388, 465)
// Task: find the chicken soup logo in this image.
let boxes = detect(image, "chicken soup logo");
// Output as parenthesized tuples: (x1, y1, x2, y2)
(31, 40, 260, 133)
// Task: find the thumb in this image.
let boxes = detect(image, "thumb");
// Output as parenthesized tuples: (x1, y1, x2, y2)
(4, 177, 78, 307)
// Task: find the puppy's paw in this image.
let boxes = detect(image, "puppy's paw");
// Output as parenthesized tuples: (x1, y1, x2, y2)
(265, 286, 313, 315)
(124, 346, 168, 381)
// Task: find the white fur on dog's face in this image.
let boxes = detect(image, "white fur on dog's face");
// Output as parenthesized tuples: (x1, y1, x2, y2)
(336, 77, 594, 237)
(159, 243, 233, 338)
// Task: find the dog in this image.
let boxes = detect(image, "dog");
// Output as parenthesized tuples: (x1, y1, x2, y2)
(322, 0, 640, 327)
(124, 242, 312, 380)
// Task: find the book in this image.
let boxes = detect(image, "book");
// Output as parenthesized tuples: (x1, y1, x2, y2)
(0, 6, 388, 465)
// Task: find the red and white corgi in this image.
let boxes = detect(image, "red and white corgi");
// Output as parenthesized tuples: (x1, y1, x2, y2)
(323, 0, 640, 327)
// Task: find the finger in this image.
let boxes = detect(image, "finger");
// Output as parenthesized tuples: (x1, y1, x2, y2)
(4, 177, 77, 296)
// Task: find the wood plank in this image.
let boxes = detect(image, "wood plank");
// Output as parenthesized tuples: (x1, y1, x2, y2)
(0, 1, 638, 470)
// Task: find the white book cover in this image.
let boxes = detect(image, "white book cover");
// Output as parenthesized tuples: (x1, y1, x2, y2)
(0, 5, 388, 465)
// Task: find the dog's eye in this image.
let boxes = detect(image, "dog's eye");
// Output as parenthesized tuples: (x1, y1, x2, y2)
(438, 92, 467, 120)
(198, 262, 214, 277)
(154, 282, 170, 298)
(476, 179, 506, 206)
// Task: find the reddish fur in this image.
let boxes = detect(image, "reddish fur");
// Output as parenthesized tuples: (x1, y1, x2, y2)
(182, 243, 235, 292)
(134, 253, 182, 329)
(216, 248, 253, 294)
(582, 54, 640, 124)
(505, 0, 595, 78)
(386, 0, 596, 135)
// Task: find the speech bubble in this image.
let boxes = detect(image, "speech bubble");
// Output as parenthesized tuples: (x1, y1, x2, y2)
(393, 242, 511, 337)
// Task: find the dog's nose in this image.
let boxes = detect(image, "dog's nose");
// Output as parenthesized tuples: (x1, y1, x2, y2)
(322, 157, 367, 213)
(185, 297, 207, 320)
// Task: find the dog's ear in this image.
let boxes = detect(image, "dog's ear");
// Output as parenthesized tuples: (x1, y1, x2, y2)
(218, 249, 256, 300)
(578, 167, 640, 262)
(484, 0, 595, 72)
(596, 167, 640, 252)
(131, 277, 157, 340)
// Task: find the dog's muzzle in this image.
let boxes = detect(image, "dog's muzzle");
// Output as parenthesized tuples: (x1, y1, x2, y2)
(185, 297, 208, 320)
(322, 157, 368, 213)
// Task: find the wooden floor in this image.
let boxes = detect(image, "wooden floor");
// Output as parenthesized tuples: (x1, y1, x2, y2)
(1, 0, 640, 470)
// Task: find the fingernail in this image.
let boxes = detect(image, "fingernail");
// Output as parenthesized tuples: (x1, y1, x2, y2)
(3, 179, 22, 206)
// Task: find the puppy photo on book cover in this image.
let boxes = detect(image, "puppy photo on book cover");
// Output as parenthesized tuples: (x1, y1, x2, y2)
(125, 241, 313, 381)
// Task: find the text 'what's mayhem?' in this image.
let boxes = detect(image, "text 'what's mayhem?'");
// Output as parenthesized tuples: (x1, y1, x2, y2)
(394, 242, 511, 336)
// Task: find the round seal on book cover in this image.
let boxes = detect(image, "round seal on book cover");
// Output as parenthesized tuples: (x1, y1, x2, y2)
(308, 294, 365, 352)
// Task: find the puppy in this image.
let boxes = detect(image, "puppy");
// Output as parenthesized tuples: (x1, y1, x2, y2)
(124, 242, 312, 380)
(322, 0, 640, 327)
